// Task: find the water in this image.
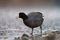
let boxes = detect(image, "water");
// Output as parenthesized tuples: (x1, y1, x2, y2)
(0, 6, 60, 40)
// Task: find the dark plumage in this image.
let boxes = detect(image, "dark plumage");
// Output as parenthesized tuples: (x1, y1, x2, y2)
(18, 12, 44, 40)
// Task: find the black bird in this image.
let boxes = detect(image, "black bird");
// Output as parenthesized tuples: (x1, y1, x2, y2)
(18, 12, 44, 40)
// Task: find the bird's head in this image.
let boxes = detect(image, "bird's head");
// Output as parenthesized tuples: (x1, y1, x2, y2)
(19, 12, 28, 20)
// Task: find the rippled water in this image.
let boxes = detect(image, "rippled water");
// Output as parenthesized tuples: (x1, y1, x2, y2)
(0, 6, 60, 40)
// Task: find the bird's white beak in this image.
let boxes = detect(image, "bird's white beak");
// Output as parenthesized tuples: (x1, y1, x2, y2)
(16, 16, 19, 19)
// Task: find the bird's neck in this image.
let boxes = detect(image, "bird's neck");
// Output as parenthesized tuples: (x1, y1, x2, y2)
(22, 16, 28, 20)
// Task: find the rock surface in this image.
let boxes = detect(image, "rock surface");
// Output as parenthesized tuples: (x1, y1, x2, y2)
(28, 31, 60, 40)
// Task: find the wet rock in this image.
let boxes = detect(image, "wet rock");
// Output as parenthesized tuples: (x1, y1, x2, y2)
(21, 34, 29, 40)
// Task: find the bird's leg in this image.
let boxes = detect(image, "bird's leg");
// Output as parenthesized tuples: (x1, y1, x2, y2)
(40, 26, 42, 36)
(32, 28, 33, 40)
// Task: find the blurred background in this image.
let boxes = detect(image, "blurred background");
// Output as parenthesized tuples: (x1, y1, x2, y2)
(0, 0, 56, 7)
(0, 0, 60, 40)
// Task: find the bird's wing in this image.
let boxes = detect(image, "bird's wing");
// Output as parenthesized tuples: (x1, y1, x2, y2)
(28, 12, 42, 18)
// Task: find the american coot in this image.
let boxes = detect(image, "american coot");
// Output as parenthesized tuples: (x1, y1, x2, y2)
(18, 12, 44, 40)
